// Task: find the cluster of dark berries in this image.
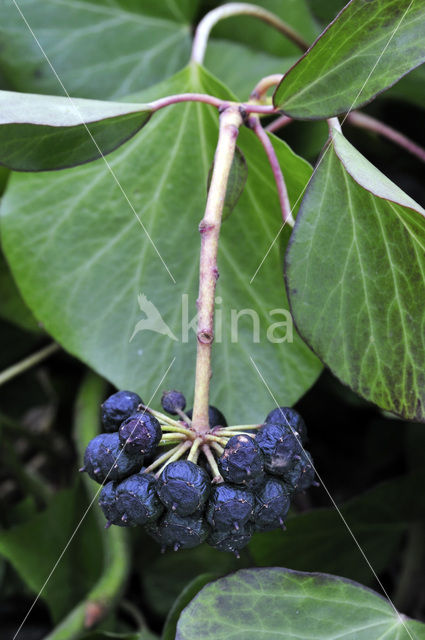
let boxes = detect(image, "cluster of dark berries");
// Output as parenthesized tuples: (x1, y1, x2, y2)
(81, 389, 317, 556)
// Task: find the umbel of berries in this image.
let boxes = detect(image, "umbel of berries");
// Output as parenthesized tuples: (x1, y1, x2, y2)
(81, 390, 316, 555)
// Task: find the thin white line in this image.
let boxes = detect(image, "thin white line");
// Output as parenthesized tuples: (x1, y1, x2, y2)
(249, 356, 415, 640)
(11, 0, 176, 284)
(12, 357, 176, 640)
(250, 0, 415, 283)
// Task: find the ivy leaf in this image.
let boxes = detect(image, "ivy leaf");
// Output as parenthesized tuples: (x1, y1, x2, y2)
(286, 125, 425, 420)
(0, 0, 198, 100)
(207, 146, 248, 220)
(274, 0, 425, 119)
(0, 65, 321, 424)
(176, 568, 425, 640)
(0, 90, 151, 170)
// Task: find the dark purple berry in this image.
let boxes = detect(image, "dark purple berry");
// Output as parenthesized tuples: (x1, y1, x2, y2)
(147, 511, 209, 551)
(265, 407, 307, 444)
(101, 390, 142, 433)
(119, 412, 162, 456)
(255, 423, 301, 476)
(83, 432, 143, 484)
(116, 472, 163, 525)
(156, 460, 210, 516)
(254, 476, 291, 532)
(218, 434, 264, 486)
(284, 451, 316, 492)
(161, 390, 186, 415)
(99, 481, 124, 527)
(206, 484, 254, 531)
(207, 522, 253, 556)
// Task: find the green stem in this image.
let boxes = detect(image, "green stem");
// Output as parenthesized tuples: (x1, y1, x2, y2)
(191, 2, 308, 65)
(143, 442, 188, 474)
(223, 424, 262, 430)
(202, 444, 223, 483)
(191, 106, 243, 433)
(44, 373, 130, 640)
(154, 440, 192, 477)
(139, 404, 182, 427)
(159, 423, 194, 437)
(0, 343, 60, 387)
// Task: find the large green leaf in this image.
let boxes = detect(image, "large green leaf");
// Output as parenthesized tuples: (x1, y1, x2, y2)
(274, 0, 425, 119)
(250, 471, 425, 585)
(0, 90, 151, 170)
(0, 0, 197, 100)
(0, 64, 321, 424)
(286, 126, 425, 420)
(0, 481, 102, 622)
(176, 568, 425, 640)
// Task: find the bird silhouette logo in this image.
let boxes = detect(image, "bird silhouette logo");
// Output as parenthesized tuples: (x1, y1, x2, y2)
(130, 294, 178, 342)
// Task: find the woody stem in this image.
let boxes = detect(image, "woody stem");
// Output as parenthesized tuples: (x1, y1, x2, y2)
(191, 106, 244, 433)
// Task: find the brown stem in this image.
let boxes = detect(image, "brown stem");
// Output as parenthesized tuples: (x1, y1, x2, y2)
(191, 106, 243, 433)
(346, 111, 425, 164)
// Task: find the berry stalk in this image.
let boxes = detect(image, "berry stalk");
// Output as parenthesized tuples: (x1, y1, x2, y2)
(191, 106, 244, 433)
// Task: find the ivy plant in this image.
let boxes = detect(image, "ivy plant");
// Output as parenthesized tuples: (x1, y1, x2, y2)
(0, 0, 425, 639)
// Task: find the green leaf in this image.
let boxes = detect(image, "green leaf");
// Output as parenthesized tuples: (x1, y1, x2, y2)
(0, 64, 321, 424)
(176, 568, 425, 640)
(162, 574, 214, 640)
(207, 145, 248, 220)
(0, 481, 103, 622)
(0, 90, 151, 170)
(0, 0, 197, 100)
(250, 471, 425, 585)
(286, 126, 425, 420)
(274, 0, 425, 119)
